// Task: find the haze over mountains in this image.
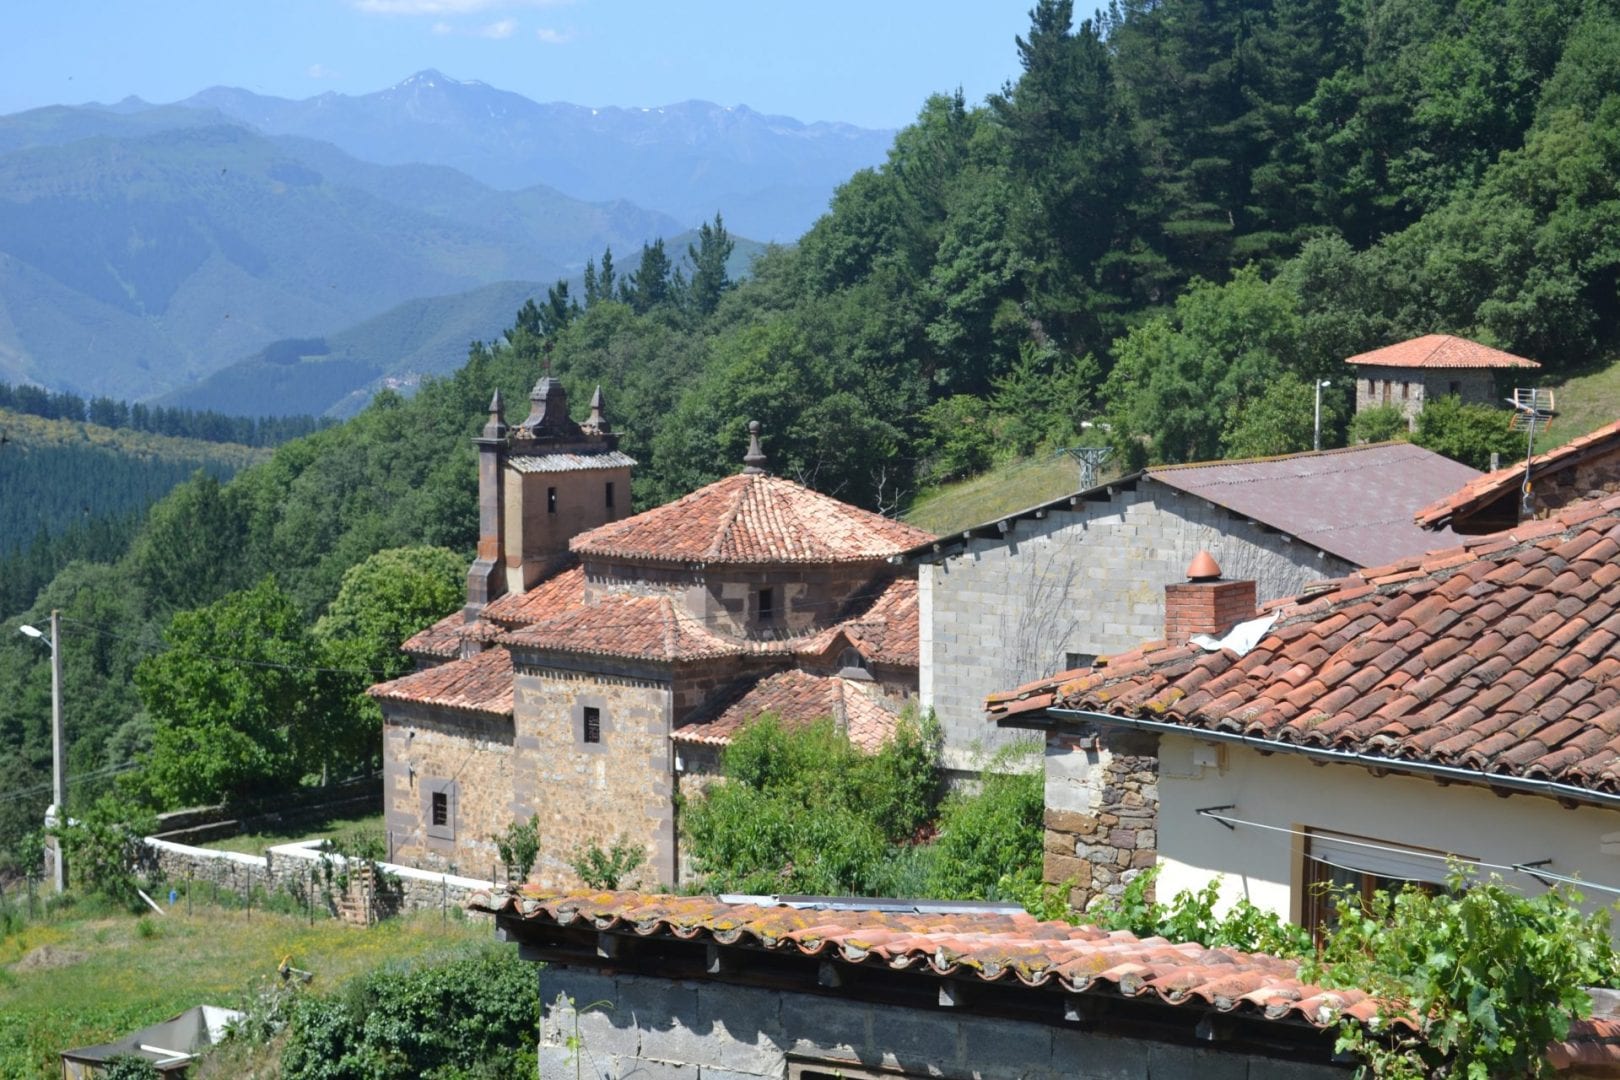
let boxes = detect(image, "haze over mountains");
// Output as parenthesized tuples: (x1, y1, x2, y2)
(0, 71, 891, 409)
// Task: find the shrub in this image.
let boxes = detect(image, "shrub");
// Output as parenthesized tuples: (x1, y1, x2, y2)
(1305, 869, 1619, 1079)
(55, 794, 157, 909)
(492, 815, 541, 883)
(280, 945, 538, 1080)
(569, 835, 646, 890)
(102, 1057, 161, 1080)
(1411, 395, 1525, 470)
(1086, 867, 1313, 957)
(680, 709, 940, 896)
(1348, 403, 1409, 445)
(925, 747, 1044, 900)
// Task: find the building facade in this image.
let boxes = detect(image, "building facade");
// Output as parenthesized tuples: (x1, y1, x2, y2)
(370, 384, 932, 887)
(1346, 334, 1542, 429)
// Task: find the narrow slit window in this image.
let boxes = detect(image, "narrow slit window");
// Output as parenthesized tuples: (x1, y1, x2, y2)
(758, 587, 775, 622)
(431, 791, 448, 828)
(547, 487, 558, 514)
(605, 481, 615, 509)
(583, 706, 601, 744)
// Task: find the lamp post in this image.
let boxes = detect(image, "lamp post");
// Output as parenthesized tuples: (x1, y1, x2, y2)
(19, 611, 65, 893)
(1314, 379, 1333, 452)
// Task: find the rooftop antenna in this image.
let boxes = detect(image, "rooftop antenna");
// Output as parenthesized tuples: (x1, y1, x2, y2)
(1506, 387, 1556, 521)
(1062, 446, 1112, 491)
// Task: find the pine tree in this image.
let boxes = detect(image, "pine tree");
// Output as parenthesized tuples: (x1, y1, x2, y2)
(687, 214, 735, 316)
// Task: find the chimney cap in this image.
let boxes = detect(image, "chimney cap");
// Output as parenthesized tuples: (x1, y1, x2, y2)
(1187, 550, 1222, 581)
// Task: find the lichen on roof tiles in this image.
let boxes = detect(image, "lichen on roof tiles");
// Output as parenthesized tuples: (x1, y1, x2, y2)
(673, 669, 902, 752)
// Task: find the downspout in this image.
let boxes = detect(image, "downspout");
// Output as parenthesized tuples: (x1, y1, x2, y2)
(1038, 708, 1620, 813)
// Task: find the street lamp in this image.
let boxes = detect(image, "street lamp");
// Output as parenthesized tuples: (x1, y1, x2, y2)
(1314, 379, 1333, 452)
(17, 611, 65, 893)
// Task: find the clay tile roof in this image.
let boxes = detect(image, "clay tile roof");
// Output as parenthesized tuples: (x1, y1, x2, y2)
(480, 563, 587, 628)
(1415, 418, 1620, 530)
(468, 889, 1397, 1033)
(571, 473, 935, 565)
(1145, 443, 1480, 567)
(673, 670, 902, 753)
(367, 646, 513, 716)
(497, 594, 748, 663)
(1345, 334, 1541, 370)
(402, 611, 468, 660)
(986, 491, 1620, 802)
(797, 577, 920, 668)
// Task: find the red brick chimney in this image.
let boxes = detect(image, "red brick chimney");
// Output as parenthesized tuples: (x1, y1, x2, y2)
(1164, 551, 1257, 643)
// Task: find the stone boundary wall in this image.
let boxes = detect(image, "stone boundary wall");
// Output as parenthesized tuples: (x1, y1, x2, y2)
(141, 836, 494, 917)
(1042, 729, 1161, 911)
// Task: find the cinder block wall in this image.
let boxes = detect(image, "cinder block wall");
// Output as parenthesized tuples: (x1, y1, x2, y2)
(536, 966, 1349, 1079)
(919, 484, 1353, 772)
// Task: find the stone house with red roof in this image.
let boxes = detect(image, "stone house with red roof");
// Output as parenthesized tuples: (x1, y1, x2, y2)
(901, 443, 1480, 775)
(368, 377, 931, 887)
(1347, 333, 1541, 428)
(987, 494, 1620, 932)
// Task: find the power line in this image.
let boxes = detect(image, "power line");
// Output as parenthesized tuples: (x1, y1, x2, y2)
(0, 761, 141, 805)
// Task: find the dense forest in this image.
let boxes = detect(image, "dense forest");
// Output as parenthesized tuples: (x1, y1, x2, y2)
(0, 381, 332, 447)
(3, 0, 1618, 871)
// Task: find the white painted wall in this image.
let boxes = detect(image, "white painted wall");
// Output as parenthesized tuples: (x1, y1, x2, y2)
(1154, 734, 1620, 928)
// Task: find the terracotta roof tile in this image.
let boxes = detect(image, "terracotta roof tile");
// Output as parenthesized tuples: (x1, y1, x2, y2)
(1416, 418, 1620, 530)
(367, 646, 513, 716)
(1345, 334, 1541, 370)
(986, 492, 1620, 801)
(480, 563, 587, 627)
(572, 473, 935, 565)
(1145, 443, 1479, 567)
(498, 594, 749, 663)
(795, 577, 920, 667)
(469, 889, 1398, 1034)
(402, 611, 468, 660)
(673, 670, 902, 753)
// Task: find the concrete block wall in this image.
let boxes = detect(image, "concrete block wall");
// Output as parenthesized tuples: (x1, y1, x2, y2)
(535, 966, 1349, 1079)
(920, 483, 1353, 771)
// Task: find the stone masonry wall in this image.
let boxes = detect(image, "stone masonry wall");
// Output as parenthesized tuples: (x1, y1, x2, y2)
(513, 662, 674, 890)
(1530, 444, 1620, 517)
(536, 966, 1349, 1079)
(1352, 366, 1499, 427)
(919, 482, 1354, 771)
(1042, 729, 1161, 911)
(383, 701, 514, 875)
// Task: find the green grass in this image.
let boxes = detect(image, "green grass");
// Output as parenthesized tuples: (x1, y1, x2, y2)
(0, 896, 488, 1080)
(197, 810, 385, 856)
(1539, 360, 1620, 452)
(903, 453, 1095, 536)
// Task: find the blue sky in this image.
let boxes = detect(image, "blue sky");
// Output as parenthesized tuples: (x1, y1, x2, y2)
(4, 1, 1063, 130)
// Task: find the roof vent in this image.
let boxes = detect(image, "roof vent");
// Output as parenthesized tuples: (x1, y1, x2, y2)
(1187, 550, 1222, 582)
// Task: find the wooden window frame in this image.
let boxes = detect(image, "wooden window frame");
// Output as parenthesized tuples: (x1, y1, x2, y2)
(1300, 827, 1464, 942)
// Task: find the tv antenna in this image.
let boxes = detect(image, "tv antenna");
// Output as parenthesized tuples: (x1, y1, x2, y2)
(1062, 446, 1113, 491)
(1506, 388, 1556, 521)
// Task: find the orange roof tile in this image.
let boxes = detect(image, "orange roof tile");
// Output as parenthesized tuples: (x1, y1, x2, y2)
(1415, 418, 1620, 530)
(368, 646, 513, 716)
(1345, 334, 1541, 370)
(796, 577, 920, 667)
(571, 473, 935, 565)
(402, 611, 467, 660)
(674, 670, 902, 753)
(480, 563, 587, 627)
(469, 889, 1395, 1030)
(498, 594, 750, 663)
(986, 493, 1620, 801)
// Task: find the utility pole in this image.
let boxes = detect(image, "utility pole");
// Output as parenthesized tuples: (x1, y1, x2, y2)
(1314, 380, 1332, 452)
(18, 610, 66, 892)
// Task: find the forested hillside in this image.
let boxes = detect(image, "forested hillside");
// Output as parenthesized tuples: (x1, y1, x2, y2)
(4, 0, 1618, 874)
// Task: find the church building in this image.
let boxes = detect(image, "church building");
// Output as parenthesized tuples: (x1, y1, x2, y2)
(368, 372, 932, 887)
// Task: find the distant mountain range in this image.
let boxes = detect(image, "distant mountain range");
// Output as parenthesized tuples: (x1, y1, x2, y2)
(0, 73, 888, 410)
(174, 71, 893, 242)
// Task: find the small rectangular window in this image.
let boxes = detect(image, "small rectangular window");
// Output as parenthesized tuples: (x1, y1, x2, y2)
(547, 487, 558, 514)
(583, 706, 601, 744)
(605, 481, 615, 509)
(1401, 382, 1409, 401)
(431, 791, 448, 827)
(1448, 380, 1462, 396)
(1064, 652, 1096, 671)
(758, 587, 775, 622)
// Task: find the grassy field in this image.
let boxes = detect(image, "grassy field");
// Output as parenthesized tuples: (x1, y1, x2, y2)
(198, 810, 386, 856)
(1541, 362, 1620, 451)
(0, 898, 488, 1079)
(903, 453, 1094, 536)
